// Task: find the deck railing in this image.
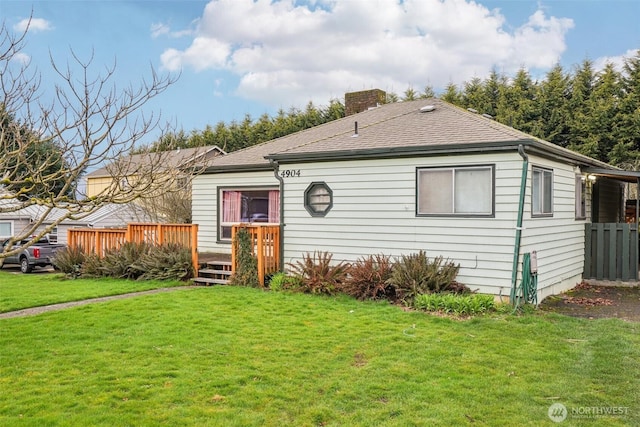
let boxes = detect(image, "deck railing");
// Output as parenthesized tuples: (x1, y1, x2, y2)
(231, 224, 280, 287)
(68, 223, 199, 272)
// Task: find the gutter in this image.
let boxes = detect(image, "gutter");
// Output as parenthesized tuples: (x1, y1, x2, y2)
(265, 139, 614, 170)
(269, 159, 285, 271)
(510, 144, 529, 305)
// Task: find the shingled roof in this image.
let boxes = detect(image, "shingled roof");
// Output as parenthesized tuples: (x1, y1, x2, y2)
(87, 145, 225, 178)
(202, 98, 615, 173)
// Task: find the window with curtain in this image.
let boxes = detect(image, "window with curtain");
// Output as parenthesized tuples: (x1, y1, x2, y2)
(219, 188, 280, 241)
(417, 165, 494, 216)
(532, 167, 553, 216)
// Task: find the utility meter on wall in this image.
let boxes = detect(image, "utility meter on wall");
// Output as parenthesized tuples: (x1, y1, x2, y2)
(530, 251, 538, 274)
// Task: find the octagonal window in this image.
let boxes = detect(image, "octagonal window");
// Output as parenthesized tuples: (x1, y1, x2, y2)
(304, 182, 333, 217)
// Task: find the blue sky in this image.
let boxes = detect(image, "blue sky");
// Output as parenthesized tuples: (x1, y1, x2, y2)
(1, 0, 638, 145)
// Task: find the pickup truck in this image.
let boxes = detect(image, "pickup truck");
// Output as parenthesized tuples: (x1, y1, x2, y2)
(1, 237, 66, 273)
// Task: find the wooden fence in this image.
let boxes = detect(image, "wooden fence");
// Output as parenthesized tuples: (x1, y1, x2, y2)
(68, 223, 199, 273)
(584, 222, 638, 281)
(231, 224, 280, 287)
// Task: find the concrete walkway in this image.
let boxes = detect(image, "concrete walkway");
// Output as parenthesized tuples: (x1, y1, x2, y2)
(0, 286, 197, 319)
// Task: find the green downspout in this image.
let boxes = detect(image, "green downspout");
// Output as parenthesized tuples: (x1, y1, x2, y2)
(270, 159, 285, 271)
(625, 178, 640, 280)
(511, 145, 529, 305)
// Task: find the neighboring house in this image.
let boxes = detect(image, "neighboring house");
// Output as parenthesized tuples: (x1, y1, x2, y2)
(85, 145, 225, 198)
(0, 202, 153, 245)
(191, 90, 639, 300)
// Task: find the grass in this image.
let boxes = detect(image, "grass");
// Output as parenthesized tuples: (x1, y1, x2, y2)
(0, 270, 187, 313)
(0, 282, 639, 426)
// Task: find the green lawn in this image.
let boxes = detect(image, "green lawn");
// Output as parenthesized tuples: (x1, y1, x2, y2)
(0, 270, 187, 312)
(0, 281, 638, 426)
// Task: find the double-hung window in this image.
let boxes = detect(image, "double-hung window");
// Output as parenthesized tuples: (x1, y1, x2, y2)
(417, 165, 494, 216)
(0, 221, 12, 239)
(532, 167, 553, 216)
(218, 187, 280, 241)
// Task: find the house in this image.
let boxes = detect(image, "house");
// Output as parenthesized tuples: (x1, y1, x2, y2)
(85, 145, 225, 198)
(0, 202, 153, 245)
(191, 90, 639, 301)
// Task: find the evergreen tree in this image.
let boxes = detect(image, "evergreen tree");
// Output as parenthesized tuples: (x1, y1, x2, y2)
(323, 98, 345, 121)
(496, 68, 538, 134)
(589, 63, 624, 163)
(420, 85, 435, 99)
(403, 87, 418, 101)
(566, 59, 601, 159)
(462, 77, 489, 113)
(440, 82, 462, 104)
(1, 106, 73, 198)
(533, 64, 571, 146)
(482, 69, 504, 118)
(615, 50, 640, 165)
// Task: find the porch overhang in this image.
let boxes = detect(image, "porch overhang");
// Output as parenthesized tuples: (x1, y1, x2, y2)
(581, 167, 640, 183)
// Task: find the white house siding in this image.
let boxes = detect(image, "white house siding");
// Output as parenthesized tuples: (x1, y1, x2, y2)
(519, 156, 586, 301)
(280, 153, 529, 296)
(192, 170, 280, 254)
(192, 152, 590, 299)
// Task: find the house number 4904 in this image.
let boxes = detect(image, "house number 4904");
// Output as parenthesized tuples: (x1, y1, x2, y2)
(281, 169, 301, 178)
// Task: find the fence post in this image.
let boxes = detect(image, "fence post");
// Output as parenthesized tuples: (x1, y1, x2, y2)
(191, 224, 199, 274)
(231, 225, 237, 276)
(256, 226, 265, 287)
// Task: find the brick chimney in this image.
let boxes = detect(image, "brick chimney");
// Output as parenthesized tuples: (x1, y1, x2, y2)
(345, 89, 386, 116)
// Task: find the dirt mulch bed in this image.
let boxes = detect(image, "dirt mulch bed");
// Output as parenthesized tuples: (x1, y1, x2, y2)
(538, 281, 640, 322)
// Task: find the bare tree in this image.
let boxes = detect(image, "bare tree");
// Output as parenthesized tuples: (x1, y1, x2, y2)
(0, 18, 193, 263)
(136, 183, 193, 224)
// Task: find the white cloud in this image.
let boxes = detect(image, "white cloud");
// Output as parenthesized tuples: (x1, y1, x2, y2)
(11, 52, 31, 65)
(151, 23, 171, 39)
(13, 18, 53, 33)
(151, 22, 194, 39)
(161, 0, 574, 107)
(594, 49, 639, 73)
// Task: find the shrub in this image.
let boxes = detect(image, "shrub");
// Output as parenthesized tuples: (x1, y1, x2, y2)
(388, 251, 460, 304)
(339, 254, 395, 300)
(52, 246, 86, 278)
(287, 251, 350, 295)
(267, 271, 302, 291)
(414, 293, 495, 315)
(100, 242, 151, 279)
(230, 227, 259, 287)
(80, 253, 104, 278)
(137, 243, 194, 281)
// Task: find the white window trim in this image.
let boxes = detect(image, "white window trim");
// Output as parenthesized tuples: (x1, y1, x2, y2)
(532, 166, 554, 217)
(0, 221, 13, 239)
(416, 165, 495, 217)
(217, 186, 280, 243)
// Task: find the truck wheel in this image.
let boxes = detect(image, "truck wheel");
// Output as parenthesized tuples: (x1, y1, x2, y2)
(20, 257, 33, 273)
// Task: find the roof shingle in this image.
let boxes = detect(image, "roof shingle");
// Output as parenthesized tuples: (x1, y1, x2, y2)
(202, 98, 614, 172)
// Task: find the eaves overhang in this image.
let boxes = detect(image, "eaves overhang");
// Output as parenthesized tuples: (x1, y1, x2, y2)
(265, 140, 530, 163)
(264, 138, 616, 169)
(581, 167, 640, 183)
(201, 163, 273, 174)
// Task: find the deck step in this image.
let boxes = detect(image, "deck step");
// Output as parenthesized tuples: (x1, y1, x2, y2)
(206, 260, 232, 268)
(192, 277, 229, 286)
(199, 268, 232, 276)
